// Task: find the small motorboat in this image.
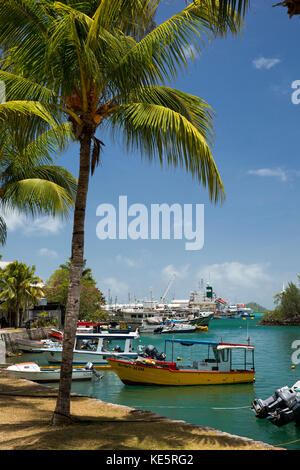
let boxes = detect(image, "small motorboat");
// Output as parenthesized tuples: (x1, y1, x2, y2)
(48, 328, 63, 340)
(107, 338, 255, 386)
(5, 361, 102, 382)
(154, 323, 197, 334)
(252, 381, 300, 427)
(43, 330, 140, 366)
(15, 338, 59, 353)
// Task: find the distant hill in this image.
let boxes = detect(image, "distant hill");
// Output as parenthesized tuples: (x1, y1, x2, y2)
(246, 302, 269, 313)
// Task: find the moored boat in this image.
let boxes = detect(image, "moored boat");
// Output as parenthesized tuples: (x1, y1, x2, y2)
(189, 312, 214, 327)
(107, 338, 255, 386)
(43, 330, 140, 367)
(5, 362, 100, 382)
(154, 323, 197, 334)
(15, 338, 59, 353)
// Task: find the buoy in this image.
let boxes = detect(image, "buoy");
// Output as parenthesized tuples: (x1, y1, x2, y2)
(292, 365, 295, 369)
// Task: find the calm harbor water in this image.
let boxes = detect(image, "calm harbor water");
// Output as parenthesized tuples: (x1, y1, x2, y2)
(9, 317, 300, 449)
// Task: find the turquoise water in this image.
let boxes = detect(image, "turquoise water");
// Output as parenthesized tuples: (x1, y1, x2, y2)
(10, 318, 300, 449)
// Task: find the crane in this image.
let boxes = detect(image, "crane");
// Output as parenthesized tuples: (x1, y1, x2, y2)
(160, 274, 176, 304)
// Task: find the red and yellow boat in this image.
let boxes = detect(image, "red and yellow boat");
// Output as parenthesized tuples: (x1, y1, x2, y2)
(107, 339, 255, 386)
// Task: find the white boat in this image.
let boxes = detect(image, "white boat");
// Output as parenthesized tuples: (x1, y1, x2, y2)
(5, 362, 98, 382)
(15, 338, 59, 353)
(154, 323, 197, 334)
(43, 330, 140, 366)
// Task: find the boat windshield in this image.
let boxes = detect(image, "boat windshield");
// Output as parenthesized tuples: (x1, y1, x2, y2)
(102, 339, 127, 353)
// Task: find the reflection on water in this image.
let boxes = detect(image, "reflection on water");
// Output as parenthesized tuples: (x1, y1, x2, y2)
(7, 317, 300, 449)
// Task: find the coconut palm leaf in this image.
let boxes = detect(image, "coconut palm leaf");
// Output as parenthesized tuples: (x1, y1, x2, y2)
(111, 100, 224, 203)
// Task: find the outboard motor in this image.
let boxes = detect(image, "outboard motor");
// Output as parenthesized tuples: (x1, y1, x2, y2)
(142, 345, 166, 361)
(85, 362, 103, 380)
(153, 327, 163, 334)
(252, 385, 300, 427)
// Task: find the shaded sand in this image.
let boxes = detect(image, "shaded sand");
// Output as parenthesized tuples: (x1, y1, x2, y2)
(0, 371, 283, 450)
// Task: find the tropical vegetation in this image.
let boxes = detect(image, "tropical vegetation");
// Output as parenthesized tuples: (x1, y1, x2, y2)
(261, 279, 300, 325)
(0, 0, 250, 424)
(0, 260, 44, 328)
(44, 259, 105, 323)
(246, 302, 268, 314)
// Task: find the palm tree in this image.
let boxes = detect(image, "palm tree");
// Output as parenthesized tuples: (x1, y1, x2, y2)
(0, 119, 77, 244)
(0, 261, 44, 328)
(0, 0, 249, 424)
(59, 258, 95, 283)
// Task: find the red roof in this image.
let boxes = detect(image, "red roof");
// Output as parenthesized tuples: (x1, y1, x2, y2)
(217, 298, 227, 304)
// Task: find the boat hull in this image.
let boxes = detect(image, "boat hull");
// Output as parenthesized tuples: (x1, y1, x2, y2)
(44, 349, 137, 367)
(190, 313, 214, 327)
(107, 359, 255, 386)
(6, 366, 93, 382)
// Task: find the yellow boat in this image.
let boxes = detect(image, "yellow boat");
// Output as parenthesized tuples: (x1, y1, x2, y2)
(107, 339, 255, 386)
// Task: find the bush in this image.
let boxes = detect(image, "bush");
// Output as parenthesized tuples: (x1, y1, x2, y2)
(31, 312, 58, 328)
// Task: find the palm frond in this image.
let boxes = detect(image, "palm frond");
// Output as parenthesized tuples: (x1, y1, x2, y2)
(2, 177, 75, 218)
(111, 101, 225, 203)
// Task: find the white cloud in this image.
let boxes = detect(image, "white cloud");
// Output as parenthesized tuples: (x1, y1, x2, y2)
(161, 264, 190, 281)
(24, 216, 63, 235)
(2, 210, 26, 231)
(197, 262, 271, 290)
(252, 57, 281, 70)
(0, 209, 64, 235)
(101, 277, 129, 296)
(115, 254, 138, 267)
(38, 248, 58, 258)
(248, 168, 288, 182)
(182, 44, 200, 60)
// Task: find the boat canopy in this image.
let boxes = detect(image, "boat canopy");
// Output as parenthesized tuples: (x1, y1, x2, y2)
(164, 339, 219, 346)
(75, 331, 139, 340)
(217, 343, 254, 350)
(164, 338, 254, 349)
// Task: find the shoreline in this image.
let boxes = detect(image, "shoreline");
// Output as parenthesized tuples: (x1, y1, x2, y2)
(0, 371, 283, 451)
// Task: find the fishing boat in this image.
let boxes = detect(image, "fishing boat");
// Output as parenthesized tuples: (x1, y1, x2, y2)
(15, 338, 59, 353)
(43, 330, 140, 367)
(107, 338, 255, 386)
(5, 362, 100, 382)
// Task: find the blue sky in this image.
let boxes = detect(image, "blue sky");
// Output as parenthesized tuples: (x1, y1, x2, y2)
(1, 0, 300, 308)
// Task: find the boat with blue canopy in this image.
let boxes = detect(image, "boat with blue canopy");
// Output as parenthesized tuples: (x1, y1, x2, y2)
(107, 338, 255, 386)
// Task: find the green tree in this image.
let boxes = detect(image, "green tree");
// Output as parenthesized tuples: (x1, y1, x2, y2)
(45, 263, 105, 322)
(273, 281, 300, 320)
(0, 261, 44, 328)
(0, 0, 249, 424)
(59, 258, 95, 283)
(0, 121, 77, 244)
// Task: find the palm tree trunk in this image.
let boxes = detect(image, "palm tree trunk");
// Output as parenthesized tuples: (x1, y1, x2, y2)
(51, 129, 92, 425)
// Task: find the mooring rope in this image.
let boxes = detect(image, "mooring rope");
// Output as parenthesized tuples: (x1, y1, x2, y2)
(274, 438, 300, 447)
